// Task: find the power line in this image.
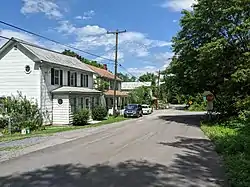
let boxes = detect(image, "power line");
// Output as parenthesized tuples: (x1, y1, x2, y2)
(0, 20, 115, 63)
(118, 64, 138, 78)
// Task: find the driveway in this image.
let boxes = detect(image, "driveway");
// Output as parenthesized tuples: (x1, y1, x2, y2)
(0, 110, 227, 187)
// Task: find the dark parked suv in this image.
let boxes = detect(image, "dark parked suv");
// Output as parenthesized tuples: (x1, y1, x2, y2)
(124, 104, 143, 118)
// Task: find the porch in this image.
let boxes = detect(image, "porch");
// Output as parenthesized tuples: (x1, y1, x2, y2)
(104, 90, 128, 115)
(52, 87, 101, 125)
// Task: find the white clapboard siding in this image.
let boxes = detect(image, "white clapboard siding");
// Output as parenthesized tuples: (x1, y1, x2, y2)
(52, 95, 70, 125)
(0, 47, 40, 105)
(40, 66, 54, 124)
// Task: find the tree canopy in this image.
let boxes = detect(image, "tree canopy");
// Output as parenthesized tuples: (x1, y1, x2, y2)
(138, 73, 157, 82)
(62, 50, 105, 69)
(117, 73, 137, 82)
(164, 0, 250, 116)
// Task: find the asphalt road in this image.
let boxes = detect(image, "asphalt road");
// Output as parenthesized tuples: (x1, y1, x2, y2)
(0, 110, 227, 187)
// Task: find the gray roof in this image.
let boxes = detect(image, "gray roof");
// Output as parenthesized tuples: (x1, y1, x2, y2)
(1, 38, 94, 73)
(52, 86, 101, 94)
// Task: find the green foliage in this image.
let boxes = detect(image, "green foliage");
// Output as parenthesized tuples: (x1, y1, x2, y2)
(202, 118, 250, 187)
(73, 109, 90, 126)
(128, 86, 152, 105)
(164, 0, 250, 116)
(188, 101, 206, 111)
(139, 73, 157, 82)
(117, 73, 137, 82)
(0, 92, 43, 132)
(92, 106, 108, 120)
(96, 78, 110, 92)
(62, 50, 105, 69)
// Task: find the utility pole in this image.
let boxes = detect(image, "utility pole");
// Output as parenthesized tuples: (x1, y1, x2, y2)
(157, 70, 161, 110)
(107, 29, 126, 116)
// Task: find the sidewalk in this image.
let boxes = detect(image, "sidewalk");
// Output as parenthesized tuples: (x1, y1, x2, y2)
(0, 119, 131, 163)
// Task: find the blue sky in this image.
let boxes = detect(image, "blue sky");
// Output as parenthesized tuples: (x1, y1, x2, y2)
(0, 0, 195, 77)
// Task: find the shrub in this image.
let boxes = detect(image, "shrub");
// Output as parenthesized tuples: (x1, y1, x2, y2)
(0, 92, 43, 132)
(189, 101, 206, 111)
(73, 109, 89, 126)
(202, 119, 250, 187)
(92, 106, 108, 120)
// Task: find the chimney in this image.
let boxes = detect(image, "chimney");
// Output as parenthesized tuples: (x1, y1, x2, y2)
(103, 64, 107, 70)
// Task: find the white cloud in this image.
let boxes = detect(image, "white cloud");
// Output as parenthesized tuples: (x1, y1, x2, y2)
(56, 22, 172, 59)
(0, 29, 64, 52)
(56, 22, 171, 60)
(75, 10, 95, 20)
(95, 51, 124, 63)
(0, 29, 39, 47)
(56, 21, 76, 34)
(21, 0, 63, 19)
(155, 52, 174, 68)
(173, 19, 178, 23)
(160, 0, 196, 11)
(127, 66, 158, 76)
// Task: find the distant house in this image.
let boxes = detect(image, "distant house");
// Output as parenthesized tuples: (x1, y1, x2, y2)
(87, 64, 128, 111)
(0, 38, 101, 125)
(121, 82, 152, 93)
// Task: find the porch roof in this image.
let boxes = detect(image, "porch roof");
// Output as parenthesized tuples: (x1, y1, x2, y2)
(52, 87, 101, 94)
(104, 90, 128, 97)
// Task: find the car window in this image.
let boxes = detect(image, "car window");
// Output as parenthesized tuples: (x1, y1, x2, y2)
(142, 105, 149, 108)
(126, 104, 137, 110)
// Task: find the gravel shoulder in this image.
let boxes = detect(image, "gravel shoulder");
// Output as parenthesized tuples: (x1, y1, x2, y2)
(0, 117, 137, 163)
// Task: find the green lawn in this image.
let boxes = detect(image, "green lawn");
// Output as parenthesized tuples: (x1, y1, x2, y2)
(201, 119, 250, 187)
(0, 116, 128, 143)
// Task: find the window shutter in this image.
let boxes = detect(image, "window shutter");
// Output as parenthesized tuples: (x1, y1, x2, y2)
(68, 71, 70, 86)
(81, 74, 83, 87)
(60, 70, 63, 86)
(86, 75, 89, 87)
(75, 72, 77, 87)
(51, 68, 54, 85)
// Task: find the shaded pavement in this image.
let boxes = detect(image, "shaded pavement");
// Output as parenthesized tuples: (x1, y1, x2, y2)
(0, 110, 228, 187)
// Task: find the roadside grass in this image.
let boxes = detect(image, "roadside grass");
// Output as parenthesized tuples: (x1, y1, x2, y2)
(0, 146, 24, 152)
(0, 116, 127, 143)
(201, 118, 250, 187)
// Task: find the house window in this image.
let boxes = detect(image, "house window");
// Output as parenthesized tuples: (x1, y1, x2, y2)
(85, 98, 89, 109)
(68, 72, 77, 87)
(51, 68, 63, 85)
(110, 81, 114, 90)
(84, 75, 88, 87)
(58, 99, 63, 105)
(81, 74, 89, 87)
(70, 97, 77, 113)
(81, 98, 84, 109)
(25, 65, 31, 74)
(54, 70, 59, 85)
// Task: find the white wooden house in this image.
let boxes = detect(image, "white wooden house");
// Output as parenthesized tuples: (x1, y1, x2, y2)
(0, 38, 101, 125)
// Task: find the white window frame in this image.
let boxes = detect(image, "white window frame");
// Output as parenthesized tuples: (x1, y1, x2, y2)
(83, 75, 88, 87)
(54, 69, 60, 85)
(70, 72, 76, 87)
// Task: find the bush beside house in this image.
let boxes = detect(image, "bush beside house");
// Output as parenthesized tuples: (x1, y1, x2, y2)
(73, 109, 90, 126)
(92, 106, 108, 120)
(0, 92, 43, 133)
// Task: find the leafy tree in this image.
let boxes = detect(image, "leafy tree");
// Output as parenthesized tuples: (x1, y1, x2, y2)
(128, 86, 152, 105)
(165, 0, 250, 116)
(117, 73, 137, 82)
(62, 50, 105, 69)
(139, 73, 157, 82)
(96, 78, 110, 92)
